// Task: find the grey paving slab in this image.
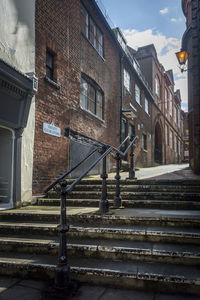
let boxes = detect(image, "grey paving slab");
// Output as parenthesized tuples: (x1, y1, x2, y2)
(18, 279, 48, 290)
(100, 287, 154, 300)
(154, 293, 200, 300)
(0, 276, 19, 293)
(0, 284, 42, 300)
(68, 284, 106, 300)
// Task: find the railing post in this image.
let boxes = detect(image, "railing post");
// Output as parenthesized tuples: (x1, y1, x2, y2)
(114, 152, 121, 207)
(100, 146, 109, 213)
(129, 139, 136, 179)
(55, 180, 70, 290)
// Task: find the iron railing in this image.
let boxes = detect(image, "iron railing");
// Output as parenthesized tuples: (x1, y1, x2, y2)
(45, 134, 138, 291)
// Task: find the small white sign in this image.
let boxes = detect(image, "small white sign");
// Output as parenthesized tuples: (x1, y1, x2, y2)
(43, 122, 61, 138)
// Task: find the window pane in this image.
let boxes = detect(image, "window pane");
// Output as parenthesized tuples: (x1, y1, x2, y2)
(96, 28, 103, 56)
(81, 5, 88, 37)
(145, 98, 149, 114)
(96, 91, 103, 118)
(88, 85, 95, 113)
(80, 79, 88, 109)
(135, 84, 140, 104)
(46, 52, 53, 68)
(89, 19, 96, 47)
(124, 69, 130, 92)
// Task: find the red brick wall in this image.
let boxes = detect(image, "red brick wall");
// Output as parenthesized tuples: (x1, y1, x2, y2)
(33, 0, 121, 193)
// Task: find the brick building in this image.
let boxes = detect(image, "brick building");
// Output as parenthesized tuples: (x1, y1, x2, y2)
(135, 45, 184, 165)
(181, 0, 200, 173)
(33, 0, 185, 195)
(33, 0, 122, 193)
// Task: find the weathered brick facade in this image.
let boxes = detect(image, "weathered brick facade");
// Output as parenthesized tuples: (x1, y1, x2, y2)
(33, 0, 121, 193)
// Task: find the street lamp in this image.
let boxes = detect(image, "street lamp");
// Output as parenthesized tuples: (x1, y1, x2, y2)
(175, 50, 189, 72)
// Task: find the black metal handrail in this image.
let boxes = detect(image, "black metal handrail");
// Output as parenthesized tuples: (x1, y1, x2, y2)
(45, 134, 136, 196)
(48, 134, 138, 291)
(44, 146, 101, 195)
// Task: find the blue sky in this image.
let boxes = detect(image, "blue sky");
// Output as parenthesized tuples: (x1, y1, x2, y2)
(99, 0, 188, 111)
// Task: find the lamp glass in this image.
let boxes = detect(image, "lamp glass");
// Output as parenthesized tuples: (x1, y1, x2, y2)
(176, 50, 189, 65)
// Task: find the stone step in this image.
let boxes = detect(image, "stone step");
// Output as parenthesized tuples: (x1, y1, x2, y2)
(47, 190, 200, 201)
(0, 221, 199, 244)
(67, 179, 200, 186)
(0, 235, 199, 265)
(37, 198, 200, 210)
(1, 207, 200, 227)
(0, 252, 199, 295)
(70, 184, 200, 192)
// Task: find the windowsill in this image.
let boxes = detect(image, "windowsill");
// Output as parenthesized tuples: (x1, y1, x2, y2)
(80, 106, 105, 124)
(44, 76, 60, 90)
(81, 33, 105, 62)
(141, 148, 148, 153)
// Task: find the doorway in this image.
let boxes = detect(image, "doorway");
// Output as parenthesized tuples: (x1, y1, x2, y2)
(0, 126, 14, 209)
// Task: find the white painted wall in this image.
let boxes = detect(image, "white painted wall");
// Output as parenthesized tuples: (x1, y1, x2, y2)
(0, 0, 36, 203)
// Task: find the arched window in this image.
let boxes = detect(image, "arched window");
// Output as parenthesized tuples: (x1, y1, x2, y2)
(80, 74, 104, 119)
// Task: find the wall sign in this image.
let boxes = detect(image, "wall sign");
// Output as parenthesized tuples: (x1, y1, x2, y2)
(43, 122, 61, 137)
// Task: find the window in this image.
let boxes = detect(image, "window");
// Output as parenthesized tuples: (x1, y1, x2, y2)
(174, 106, 177, 124)
(145, 98, 150, 115)
(142, 134, 147, 150)
(124, 69, 130, 92)
(135, 84, 141, 105)
(80, 75, 103, 119)
(129, 124, 135, 138)
(46, 50, 54, 80)
(81, 4, 89, 38)
(169, 93, 173, 116)
(81, 4, 103, 57)
(165, 88, 168, 115)
(155, 76, 160, 97)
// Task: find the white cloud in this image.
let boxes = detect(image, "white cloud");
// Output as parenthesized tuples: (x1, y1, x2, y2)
(159, 8, 168, 15)
(123, 28, 188, 110)
(170, 17, 182, 23)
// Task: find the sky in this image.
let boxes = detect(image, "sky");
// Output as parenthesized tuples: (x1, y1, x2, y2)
(99, 0, 188, 111)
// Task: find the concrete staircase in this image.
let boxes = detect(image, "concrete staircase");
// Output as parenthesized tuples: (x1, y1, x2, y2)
(0, 178, 200, 296)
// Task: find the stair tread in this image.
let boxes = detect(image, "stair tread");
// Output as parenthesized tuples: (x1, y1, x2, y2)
(0, 221, 199, 236)
(2, 206, 200, 217)
(0, 252, 200, 283)
(40, 198, 200, 202)
(0, 235, 200, 256)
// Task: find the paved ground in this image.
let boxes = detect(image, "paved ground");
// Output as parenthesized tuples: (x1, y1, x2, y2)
(0, 276, 200, 300)
(89, 163, 200, 181)
(1, 164, 200, 299)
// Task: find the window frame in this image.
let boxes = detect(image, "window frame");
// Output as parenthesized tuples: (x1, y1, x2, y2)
(145, 98, 150, 115)
(80, 74, 104, 120)
(135, 83, 141, 106)
(46, 50, 54, 81)
(124, 68, 131, 92)
(81, 3, 104, 57)
(155, 76, 160, 97)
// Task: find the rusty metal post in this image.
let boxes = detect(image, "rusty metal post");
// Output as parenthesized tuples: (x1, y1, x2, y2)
(114, 152, 121, 207)
(100, 147, 109, 213)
